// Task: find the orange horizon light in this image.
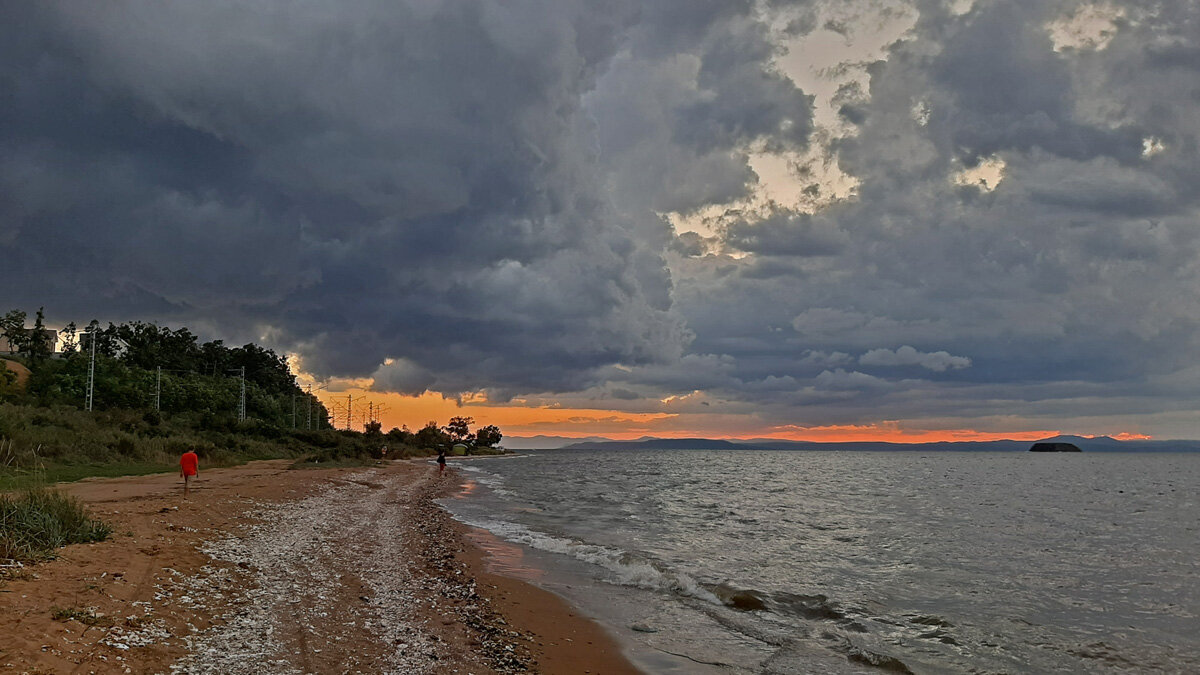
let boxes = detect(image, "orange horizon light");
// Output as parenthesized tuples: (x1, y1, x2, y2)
(306, 383, 1151, 445)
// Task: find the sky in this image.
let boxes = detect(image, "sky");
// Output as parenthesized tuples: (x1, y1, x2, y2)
(2, 0, 1198, 441)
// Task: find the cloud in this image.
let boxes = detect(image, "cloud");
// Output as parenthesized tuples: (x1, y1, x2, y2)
(724, 209, 847, 256)
(1022, 156, 1176, 216)
(632, 1, 1200, 433)
(5, 0, 1200, 438)
(859, 346, 971, 372)
(792, 308, 870, 336)
(370, 359, 437, 397)
(0, 0, 696, 394)
(813, 369, 890, 391)
(798, 349, 854, 368)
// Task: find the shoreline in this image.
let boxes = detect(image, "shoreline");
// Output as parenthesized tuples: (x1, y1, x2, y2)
(0, 460, 640, 673)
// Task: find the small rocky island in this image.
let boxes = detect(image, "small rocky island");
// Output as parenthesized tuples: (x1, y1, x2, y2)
(1029, 442, 1082, 452)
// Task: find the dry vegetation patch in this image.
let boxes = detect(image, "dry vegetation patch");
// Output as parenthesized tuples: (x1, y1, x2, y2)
(0, 487, 111, 562)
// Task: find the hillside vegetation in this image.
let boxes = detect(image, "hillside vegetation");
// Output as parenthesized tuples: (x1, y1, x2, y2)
(1, 313, 503, 489)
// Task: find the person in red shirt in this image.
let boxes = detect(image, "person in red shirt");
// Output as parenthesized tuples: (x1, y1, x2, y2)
(180, 450, 199, 498)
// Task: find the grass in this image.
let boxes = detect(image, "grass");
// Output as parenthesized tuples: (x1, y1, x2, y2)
(0, 462, 176, 492)
(0, 488, 112, 562)
(0, 403, 404, 488)
(0, 401, 446, 496)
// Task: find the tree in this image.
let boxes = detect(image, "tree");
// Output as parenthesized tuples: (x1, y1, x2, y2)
(27, 307, 53, 361)
(1, 310, 27, 353)
(475, 424, 503, 448)
(86, 321, 124, 358)
(200, 339, 229, 377)
(414, 420, 450, 450)
(113, 321, 203, 371)
(386, 425, 414, 448)
(60, 322, 78, 355)
(444, 416, 474, 443)
(229, 343, 295, 392)
(80, 320, 102, 355)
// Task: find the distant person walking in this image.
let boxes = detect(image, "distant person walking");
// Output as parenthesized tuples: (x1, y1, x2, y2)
(437, 447, 447, 476)
(180, 450, 199, 498)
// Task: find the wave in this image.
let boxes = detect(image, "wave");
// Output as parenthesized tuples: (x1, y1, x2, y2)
(456, 466, 519, 498)
(451, 514, 722, 604)
(454, 510, 933, 673)
(456, 509, 875, 626)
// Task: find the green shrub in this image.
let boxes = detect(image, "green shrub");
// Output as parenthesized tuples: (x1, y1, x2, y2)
(0, 488, 112, 562)
(113, 436, 136, 456)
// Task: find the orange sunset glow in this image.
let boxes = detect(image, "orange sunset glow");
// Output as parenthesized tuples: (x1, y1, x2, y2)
(310, 386, 1135, 444)
(1100, 432, 1154, 441)
(312, 389, 676, 437)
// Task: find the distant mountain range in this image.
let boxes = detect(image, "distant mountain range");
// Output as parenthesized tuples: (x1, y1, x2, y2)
(503, 434, 1200, 452)
(500, 435, 616, 450)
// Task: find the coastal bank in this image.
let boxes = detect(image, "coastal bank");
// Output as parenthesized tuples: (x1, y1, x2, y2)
(0, 460, 638, 674)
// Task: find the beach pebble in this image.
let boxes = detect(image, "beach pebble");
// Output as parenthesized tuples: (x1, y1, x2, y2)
(630, 623, 658, 633)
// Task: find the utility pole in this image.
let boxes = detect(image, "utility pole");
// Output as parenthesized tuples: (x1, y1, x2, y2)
(155, 366, 162, 412)
(228, 367, 247, 422)
(86, 326, 96, 412)
(346, 393, 353, 430)
(304, 382, 329, 430)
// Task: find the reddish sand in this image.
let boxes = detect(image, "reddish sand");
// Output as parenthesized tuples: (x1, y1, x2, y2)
(0, 460, 640, 674)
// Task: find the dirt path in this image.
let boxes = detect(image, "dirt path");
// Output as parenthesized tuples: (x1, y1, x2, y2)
(166, 467, 499, 674)
(1, 460, 639, 674)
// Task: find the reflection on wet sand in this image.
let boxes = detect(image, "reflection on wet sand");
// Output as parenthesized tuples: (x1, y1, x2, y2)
(465, 526, 546, 582)
(452, 478, 478, 499)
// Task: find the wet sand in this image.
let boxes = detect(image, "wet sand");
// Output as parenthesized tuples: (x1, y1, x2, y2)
(0, 459, 640, 674)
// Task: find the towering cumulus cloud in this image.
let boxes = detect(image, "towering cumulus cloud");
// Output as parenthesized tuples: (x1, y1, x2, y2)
(0, 1, 694, 396)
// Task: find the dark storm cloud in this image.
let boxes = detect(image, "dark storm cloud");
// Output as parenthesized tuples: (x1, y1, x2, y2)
(584, 3, 814, 216)
(7, 0, 1199, 436)
(925, 2, 1147, 165)
(0, 0, 821, 401)
(1, 1, 668, 389)
(724, 209, 846, 256)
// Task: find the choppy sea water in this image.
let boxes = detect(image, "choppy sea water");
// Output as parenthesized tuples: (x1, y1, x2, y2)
(439, 450, 1199, 673)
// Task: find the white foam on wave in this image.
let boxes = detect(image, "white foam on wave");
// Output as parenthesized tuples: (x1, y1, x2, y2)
(453, 513, 721, 605)
(457, 465, 519, 497)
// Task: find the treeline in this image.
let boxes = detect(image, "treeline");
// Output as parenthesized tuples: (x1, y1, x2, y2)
(2, 313, 329, 429)
(375, 415, 503, 455)
(0, 309, 504, 482)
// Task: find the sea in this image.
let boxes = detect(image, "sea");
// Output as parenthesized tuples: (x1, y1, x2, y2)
(438, 449, 1199, 674)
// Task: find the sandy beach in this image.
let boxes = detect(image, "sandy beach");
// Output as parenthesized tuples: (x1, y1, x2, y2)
(0, 460, 639, 674)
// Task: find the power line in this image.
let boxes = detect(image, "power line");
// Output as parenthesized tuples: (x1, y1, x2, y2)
(325, 393, 385, 432)
(306, 383, 329, 430)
